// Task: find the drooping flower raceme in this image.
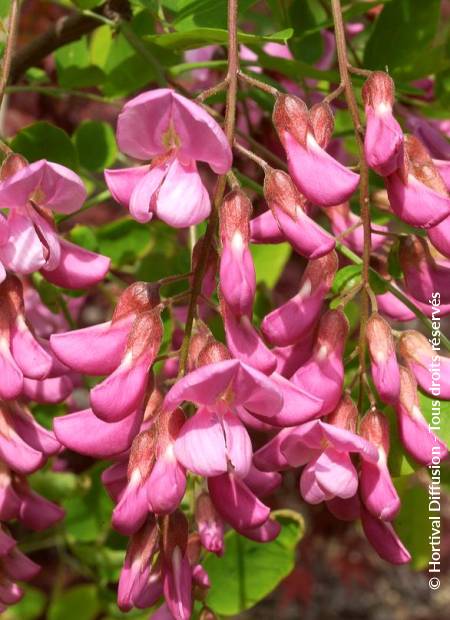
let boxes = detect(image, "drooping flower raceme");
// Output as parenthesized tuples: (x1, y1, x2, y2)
(105, 88, 232, 228)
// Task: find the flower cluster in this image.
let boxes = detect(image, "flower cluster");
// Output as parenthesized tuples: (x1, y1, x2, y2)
(2, 29, 450, 619)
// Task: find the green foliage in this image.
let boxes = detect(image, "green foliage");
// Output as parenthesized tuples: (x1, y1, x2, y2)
(204, 510, 304, 615)
(2, 587, 47, 620)
(48, 585, 100, 620)
(394, 482, 432, 570)
(11, 122, 78, 169)
(55, 37, 105, 89)
(251, 242, 291, 288)
(332, 265, 362, 295)
(364, 0, 444, 79)
(73, 121, 117, 171)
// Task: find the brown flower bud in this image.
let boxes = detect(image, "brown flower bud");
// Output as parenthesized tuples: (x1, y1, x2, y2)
(263, 169, 307, 220)
(362, 71, 395, 110)
(219, 190, 252, 246)
(273, 94, 310, 146)
(125, 308, 163, 362)
(310, 101, 334, 148)
(404, 135, 448, 195)
(127, 430, 157, 484)
(327, 393, 358, 432)
(161, 510, 189, 561)
(366, 313, 396, 365)
(0, 153, 28, 181)
(315, 308, 349, 357)
(113, 282, 161, 323)
(360, 409, 390, 455)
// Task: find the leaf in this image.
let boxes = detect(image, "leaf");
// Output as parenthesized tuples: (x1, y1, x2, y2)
(363, 0, 442, 79)
(30, 470, 78, 503)
(11, 122, 78, 170)
(394, 483, 432, 570)
(204, 510, 304, 615)
(145, 27, 294, 51)
(63, 464, 113, 543)
(250, 243, 291, 288)
(48, 585, 100, 620)
(3, 586, 47, 620)
(332, 265, 362, 295)
(73, 121, 117, 172)
(55, 37, 105, 88)
(288, 0, 325, 64)
(418, 392, 450, 445)
(170, 0, 258, 30)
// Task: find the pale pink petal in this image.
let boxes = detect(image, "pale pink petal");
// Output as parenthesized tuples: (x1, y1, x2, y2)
(42, 239, 110, 289)
(239, 518, 281, 542)
(22, 375, 73, 404)
(1, 211, 45, 273)
(244, 464, 281, 497)
(361, 507, 411, 564)
(360, 459, 400, 521)
(147, 451, 186, 514)
(129, 165, 167, 223)
(250, 210, 285, 244)
(10, 317, 53, 380)
(104, 165, 150, 208)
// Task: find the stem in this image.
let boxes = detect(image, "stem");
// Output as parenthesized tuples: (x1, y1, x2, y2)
(238, 70, 279, 97)
(234, 141, 271, 172)
(0, 0, 20, 108)
(177, 0, 240, 377)
(331, 0, 371, 409)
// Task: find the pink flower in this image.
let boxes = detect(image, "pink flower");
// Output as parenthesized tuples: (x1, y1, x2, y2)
(273, 95, 359, 206)
(105, 89, 232, 228)
(325, 202, 387, 255)
(261, 250, 337, 347)
(405, 111, 450, 160)
(366, 313, 401, 405)
(399, 330, 450, 400)
(219, 190, 256, 317)
(362, 72, 404, 176)
(290, 309, 349, 415)
(0, 159, 109, 287)
(359, 410, 400, 520)
(262, 169, 336, 259)
(399, 236, 450, 305)
(281, 396, 378, 505)
(361, 507, 411, 565)
(396, 366, 448, 465)
(385, 136, 450, 228)
(195, 493, 224, 556)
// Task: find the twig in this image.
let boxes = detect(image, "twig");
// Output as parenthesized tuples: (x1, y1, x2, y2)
(331, 0, 371, 411)
(196, 77, 229, 102)
(177, 0, 240, 377)
(238, 70, 279, 97)
(234, 141, 271, 172)
(0, 0, 20, 107)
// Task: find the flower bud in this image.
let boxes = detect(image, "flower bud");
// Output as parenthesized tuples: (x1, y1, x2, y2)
(273, 94, 309, 146)
(366, 313, 400, 404)
(309, 101, 334, 148)
(399, 235, 450, 304)
(0, 153, 28, 181)
(195, 493, 224, 556)
(326, 393, 358, 432)
(112, 281, 161, 323)
(362, 71, 395, 110)
(161, 510, 189, 564)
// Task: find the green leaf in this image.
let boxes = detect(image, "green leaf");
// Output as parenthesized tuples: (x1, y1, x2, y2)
(69, 224, 98, 252)
(364, 0, 442, 79)
(73, 121, 117, 172)
(250, 243, 291, 288)
(72, 0, 104, 8)
(48, 585, 100, 620)
(288, 0, 325, 64)
(171, 0, 258, 30)
(11, 121, 78, 169)
(3, 586, 47, 620)
(97, 219, 153, 268)
(145, 27, 294, 51)
(55, 37, 105, 88)
(418, 392, 450, 445)
(332, 265, 362, 295)
(30, 470, 78, 503)
(204, 510, 304, 615)
(394, 483, 432, 570)
(63, 464, 113, 543)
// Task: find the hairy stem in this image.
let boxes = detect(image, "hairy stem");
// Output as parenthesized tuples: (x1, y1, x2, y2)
(0, 0, 20, 113)
(177, 0, 240, 377)
(331, 0, 371, 409)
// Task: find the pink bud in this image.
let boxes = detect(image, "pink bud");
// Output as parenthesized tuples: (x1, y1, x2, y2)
(396, 366, 448, 465)
(362, 72, 403, 176)
(399, 330, 450, 399)
(399, 236, 450, 305)
(359, 410, 400, 520)
(195, 493, 224, 556)
(366, 313, 401, 404)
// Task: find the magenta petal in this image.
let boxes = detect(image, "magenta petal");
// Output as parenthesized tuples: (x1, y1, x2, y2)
(163, 551, 192, 620)
(104, 165, 150, 208)
(263, 373, 323, 426)
(90, 357, 150, 422)
(147, 453, 186, 514)
(250, 210, 285, 244)
(0, 580, 23, 605)
(174, 407, 228, 477)
(220, 241, 256, 317)
(300, 465, 332, 504)
(233, 362, 283, 417)
(312, 449, 359, 499)
(11, 405, 60, 456)
(428, 214, 450, 258)
(376, 290, 416, 322)
(0, 427, 45, 475)
(50, 316, 132, 375)
(364, 107, 403, 176)
(163, 359, 239, 412)
(360, 459, 400, 521)
(272, 204, 335, 259)
(101, 460, 127, 501)
(396, 402, 448, 465)
(239, 518, 281, 542)
(385, 172, 450, 228)
(0, 345, 23, 400)
(244, 464, 281, 497)
(222, 306, 277, 375)
(42, 239, 110, 289)
(10, 318, 53, 380)
(208, 473, 270, 530)
(22, 375, 73, 404)
(253, 428, 293, 471)
(291, 356, 344, 416)
(129, 165, 166, 223)
(112, 481, 150, 536)
(54, 407, 143, 458)
(361, 507, 411, 564)
(0, 478, 21, 521)
(326, 495, 361, 521)
(222, 409, 253, 477)
(172, 92, 232, 173)
(0, 529, 16, 556)
(273, 332, 316, 378)
(370, 349, 401, 405)
(1, 210, 45, 274)
(155, 158, 211, 228)
(285, 132, 360, 206)
(18, 490, 64, 531)
(3, 547, 41, 581)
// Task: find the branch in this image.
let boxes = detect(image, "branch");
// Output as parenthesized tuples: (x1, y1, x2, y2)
(177, 0, 240, 377)
(9, 1, 132, 84)
(331, 0, 371, 409)
(0, 0, 20, 106)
